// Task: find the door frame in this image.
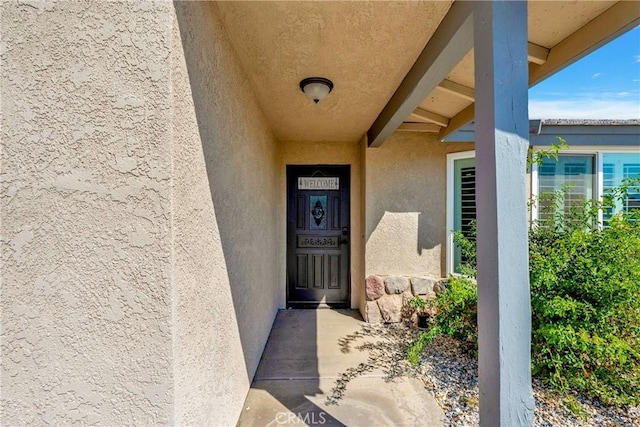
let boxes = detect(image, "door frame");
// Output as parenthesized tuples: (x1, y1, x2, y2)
(286, 164, 351, 308)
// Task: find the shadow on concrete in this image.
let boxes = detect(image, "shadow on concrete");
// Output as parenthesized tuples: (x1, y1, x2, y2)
(327, 319, 422, 404)
(239, 309, 445, 426)
(241, 309, 350, 426)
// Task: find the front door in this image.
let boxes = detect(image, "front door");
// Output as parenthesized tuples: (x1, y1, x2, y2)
(287, 165, 350, 307)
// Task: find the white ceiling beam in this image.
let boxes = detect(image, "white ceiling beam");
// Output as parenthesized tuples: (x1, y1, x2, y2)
(530, 1, 640, 85)
(527, 42, 549, 65)
(397, 123, 442, 133)
(437, 79, 475, 102)
(367, 1, 474, 147)
(410, 107, 450, 127)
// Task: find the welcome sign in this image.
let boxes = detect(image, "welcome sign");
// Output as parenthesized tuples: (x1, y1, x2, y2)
(298, 177, 339, 190)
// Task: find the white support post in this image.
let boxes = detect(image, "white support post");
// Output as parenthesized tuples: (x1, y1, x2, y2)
(473, 2, 535, 426)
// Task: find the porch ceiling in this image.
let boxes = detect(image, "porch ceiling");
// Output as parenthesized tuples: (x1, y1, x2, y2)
(215, 1, 452, 143)
(215, 1, 639, 145)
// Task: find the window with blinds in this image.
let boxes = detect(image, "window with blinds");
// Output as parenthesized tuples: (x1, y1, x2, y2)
(460, 166, 477, 239)
(453, 157, 476, 273)
(624, 164, 640, 211)
(537, 155, 594, 221)
(603, 153, 640, 224)
(448, 150, 639, 274)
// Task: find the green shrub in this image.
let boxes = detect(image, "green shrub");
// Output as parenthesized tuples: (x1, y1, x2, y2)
(529, 181, 640, 406)
(429, 275, 478, 353)
(407, 275, 478, 365)
(452, 222, 477, 278)
(407, 332, 430, 366)
(410, 178, 640, 406)
(407, 295, 426, 312)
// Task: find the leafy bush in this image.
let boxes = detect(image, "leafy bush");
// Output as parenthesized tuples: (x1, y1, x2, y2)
(407, 331, 430, 366)
(407, 275, 478, 365)
(428, 276, 478, 352)
(409, 178, 640, 406)
(452, 222, 477, 278)
(529, 179, 640, 406)
(407, 295, 426, 312)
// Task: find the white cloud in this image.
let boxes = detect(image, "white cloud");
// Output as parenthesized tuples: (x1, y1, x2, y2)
(529, 98, 640, 120)
(635, 55, 640, 63)
(591, 72, 602, 79)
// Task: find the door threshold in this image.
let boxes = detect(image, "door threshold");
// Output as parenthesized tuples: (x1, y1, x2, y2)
(287, 302, 350, 309)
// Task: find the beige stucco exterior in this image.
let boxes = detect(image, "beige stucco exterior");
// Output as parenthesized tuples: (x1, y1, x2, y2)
(0, 5, 470, 417)
(279, 140, 364, 310)
(172, 2, 280, 425)
(278, 135, 476, 316)
(2, 1, 280, 425)
(215, 1, 453, 142)
(365, 133, 473, 278)
(2, 0, 632, 425)
(2, 2, 175, 424)
(0, 4, 484, 420)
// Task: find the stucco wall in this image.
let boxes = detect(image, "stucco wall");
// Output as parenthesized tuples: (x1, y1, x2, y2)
(1, 1, 280, 425)
(365, 132, 473, 278)
(279, 140, 364, 310)
(172, 2, 280, 425)
(1, 1, 174, 424)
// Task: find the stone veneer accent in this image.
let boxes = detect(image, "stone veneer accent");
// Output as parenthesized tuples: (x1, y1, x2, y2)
(365, 275, 385, 300)
(384, 276, 410, 294)
(364, 275, 448, 323)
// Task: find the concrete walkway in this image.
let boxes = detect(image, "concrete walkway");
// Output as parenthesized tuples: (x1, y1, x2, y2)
(237, 309, 444, 427)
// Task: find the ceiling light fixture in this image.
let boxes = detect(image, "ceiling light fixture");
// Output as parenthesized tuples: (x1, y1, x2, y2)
(299, 77, 334, 104)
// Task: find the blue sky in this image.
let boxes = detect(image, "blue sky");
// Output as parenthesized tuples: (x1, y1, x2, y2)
(529, 26, 640, 120)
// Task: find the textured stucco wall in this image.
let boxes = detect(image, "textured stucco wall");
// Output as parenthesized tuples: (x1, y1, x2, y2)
(172, 2, 280, 424)
(215, 1, 453, 142)
(365, 132, 473, 278)
(279, 140, 363, 310)
(1, 1, 174, 424)
(2, 1, 280, 425)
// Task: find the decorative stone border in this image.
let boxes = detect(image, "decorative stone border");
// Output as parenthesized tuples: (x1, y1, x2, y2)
(364, 275, 448, 323)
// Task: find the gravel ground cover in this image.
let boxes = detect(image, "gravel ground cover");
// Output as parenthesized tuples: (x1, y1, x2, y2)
(419, 336, 639, 427)
(330, 322, 639, 426)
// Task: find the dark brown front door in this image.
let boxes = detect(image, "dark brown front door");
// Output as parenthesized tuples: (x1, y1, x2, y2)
(287, 165, 350, 307)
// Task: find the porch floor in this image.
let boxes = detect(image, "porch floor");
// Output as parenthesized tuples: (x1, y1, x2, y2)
(237, 309, 444, 427)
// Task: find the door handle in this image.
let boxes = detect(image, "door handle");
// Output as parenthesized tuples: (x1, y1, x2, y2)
(340, 228, 348, 245)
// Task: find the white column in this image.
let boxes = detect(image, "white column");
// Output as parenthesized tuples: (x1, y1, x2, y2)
(473, 1, 535, 426)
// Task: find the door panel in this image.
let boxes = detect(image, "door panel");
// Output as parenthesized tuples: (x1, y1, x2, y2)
(287, 165, 350, 306)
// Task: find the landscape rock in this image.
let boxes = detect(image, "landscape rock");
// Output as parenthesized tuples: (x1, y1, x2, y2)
(411, 277, 437, 297)
(365, 275, 385, 300)
(365, 300, 382, 323)
(377, 294, 403, 323)
(433, 278, 448, 294)
(384, 276, 409, 294)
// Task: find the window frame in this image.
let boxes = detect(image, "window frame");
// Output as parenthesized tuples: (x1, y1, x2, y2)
(446, 150, 476, 276)
(446, 146, 640, 275)
(530, 146, 639, 226)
